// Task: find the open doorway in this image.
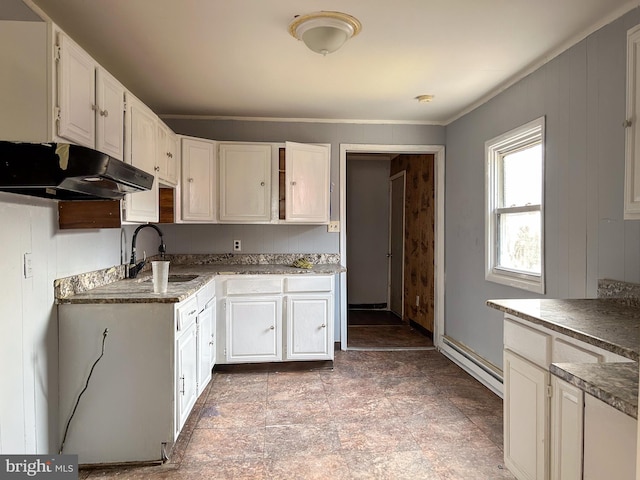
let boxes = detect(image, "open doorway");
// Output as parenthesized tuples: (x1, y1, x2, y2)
(344, 150, 438, 350)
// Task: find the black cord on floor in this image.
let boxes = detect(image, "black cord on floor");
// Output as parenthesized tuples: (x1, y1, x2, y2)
(59, 328, 109, 455)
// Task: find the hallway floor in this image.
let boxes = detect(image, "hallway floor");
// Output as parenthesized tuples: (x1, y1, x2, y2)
(80, 350, 513, 479)
(347, 310, 434, 349)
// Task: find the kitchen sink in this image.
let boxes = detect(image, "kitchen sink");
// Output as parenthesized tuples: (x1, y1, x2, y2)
(167, 274, 199, 283)
(144, 274, 199, 283)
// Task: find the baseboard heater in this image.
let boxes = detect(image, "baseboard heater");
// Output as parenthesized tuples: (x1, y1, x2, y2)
(442, 335, 503, 383)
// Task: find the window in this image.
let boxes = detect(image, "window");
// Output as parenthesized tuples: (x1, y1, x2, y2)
(485, 117, 545, 293)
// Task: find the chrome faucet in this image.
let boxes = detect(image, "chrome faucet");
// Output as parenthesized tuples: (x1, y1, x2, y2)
(128, 224, 166, 278)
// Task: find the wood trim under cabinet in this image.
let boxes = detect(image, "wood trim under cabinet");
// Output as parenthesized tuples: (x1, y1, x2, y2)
(159, 187, 175, 223)
(58, 200, 121, 229)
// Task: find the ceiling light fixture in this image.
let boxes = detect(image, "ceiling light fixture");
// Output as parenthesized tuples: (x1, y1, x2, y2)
(416, 95, 435, 103)
(289, 11, 362, 56)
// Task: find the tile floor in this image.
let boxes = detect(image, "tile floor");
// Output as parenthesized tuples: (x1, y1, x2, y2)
(81, 350, 514, 479)
(347, 310, 434, 349)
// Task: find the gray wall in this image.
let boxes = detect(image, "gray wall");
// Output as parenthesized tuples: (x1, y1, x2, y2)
(162, 119, 445, 255)
(346, 156, 391, 305)
(444, 8, 640, 368)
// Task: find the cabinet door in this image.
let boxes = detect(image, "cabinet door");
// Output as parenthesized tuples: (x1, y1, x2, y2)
(176, 322, 198, 434)
(504, 349, 550, 480)
(625, 25, 640, 219)
(550, 377, 583, 480)
(197, 301, 214, 395)
(226, 296, 282, 363)
(124, 96, 158, 222)
(95, 68, 125, 160)
(584, 394, 636, 480)
(181, 138, 216, 222)
(57, 33, 95, 149)
(284, 141, 330, 223)
(286, 294, 333, 360)
(157, 121, 179, 186)
(219, 143, 271, 222)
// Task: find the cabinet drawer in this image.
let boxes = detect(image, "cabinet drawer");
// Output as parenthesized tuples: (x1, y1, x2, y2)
(285, 276, 332, 292)
(553, 338, 602, 364)
(225, 277, 282, 295)
(504, 317, 551, 368)
(177, 297, 198, 331)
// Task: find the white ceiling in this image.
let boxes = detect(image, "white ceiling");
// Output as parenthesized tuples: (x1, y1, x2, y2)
(25, 0, 638, 124)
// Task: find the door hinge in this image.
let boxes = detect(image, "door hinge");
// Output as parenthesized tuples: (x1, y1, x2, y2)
(54, 107, 61, 123)
(546, 385, 553, 398)
(54, 45, 61, 62)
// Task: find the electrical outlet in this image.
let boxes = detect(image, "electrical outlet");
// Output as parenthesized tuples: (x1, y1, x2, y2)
(24, 252, 33, 278)
(327, 221, 340, 233)
(233, 240, 241, 252)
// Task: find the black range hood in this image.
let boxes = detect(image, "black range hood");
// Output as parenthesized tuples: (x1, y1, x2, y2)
(0, 141, 154, 200)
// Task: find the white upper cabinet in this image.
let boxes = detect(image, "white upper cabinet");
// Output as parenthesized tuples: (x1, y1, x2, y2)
(219, 143, 272, 222)
(124, 94, 158, 222)
(157, 120, 179, 186)
(95, 68, 126, 160)
(625, 25, 640, 219)
(181, 137, 216, 222)
(284, 141, 331, 224)
(57, 32, 125, 160)
(0, 22, 125, 160)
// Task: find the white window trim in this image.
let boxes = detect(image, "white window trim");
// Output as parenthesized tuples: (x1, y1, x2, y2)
(485, 117, 545, 294)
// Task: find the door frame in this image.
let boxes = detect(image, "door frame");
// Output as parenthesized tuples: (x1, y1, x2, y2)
(388, 170, 406, 318)
(339, 144, 445, 351)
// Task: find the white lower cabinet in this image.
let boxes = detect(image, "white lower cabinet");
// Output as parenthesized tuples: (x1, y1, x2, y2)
(219, 275, 334, 364)
(197, 297, 215, 393)
(504, 349, 549, 480)
(58, 280, 215, 465)
(226, 296, 282, 363)
(176, 320, 198, 433)
(583, 394, 637, 479)
(550, 377, 583, 480)
(286, 294, 333, 360)
(502, 314, 633, 480)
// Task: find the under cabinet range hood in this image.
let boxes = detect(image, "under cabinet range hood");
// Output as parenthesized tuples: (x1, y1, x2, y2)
(0, 141, 154, 200)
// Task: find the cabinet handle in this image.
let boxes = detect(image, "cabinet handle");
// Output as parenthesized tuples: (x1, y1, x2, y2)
(167, 152, 173, 158)
(260, 181, 265, 186)
(291, 181, 296, 186)
(100, 109, 109, 117)
(624, 119, 633, 128)
(188, 178, 194, 183)
(180, 376, 185, 395)
(91, 104, 98, 112)
(154, 166, 160, 172)
(269, 325, 275, 330)
(321, 323, 326, 328)
(209, 341, 214, 345)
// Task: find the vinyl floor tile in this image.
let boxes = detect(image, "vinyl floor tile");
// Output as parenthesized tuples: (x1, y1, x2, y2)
(82, 349, 511, 480)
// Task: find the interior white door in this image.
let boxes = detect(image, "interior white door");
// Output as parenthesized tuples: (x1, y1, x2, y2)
(388, 171, 405, 317)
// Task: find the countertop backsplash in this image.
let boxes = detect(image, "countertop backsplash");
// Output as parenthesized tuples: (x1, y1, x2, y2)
(55, 253, 341, 300)
(598, 278, 640, 307)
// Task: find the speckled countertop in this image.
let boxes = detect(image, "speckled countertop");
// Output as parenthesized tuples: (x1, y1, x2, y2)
(550, 362, 638, 418)
(487, 297, 640, 418)
(56, 254, 345, 304)
(487, 298, 640, 361)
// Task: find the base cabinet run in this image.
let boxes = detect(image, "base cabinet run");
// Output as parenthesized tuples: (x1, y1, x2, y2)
(58, 280, 215, 465)
(502, 315, 633, 480)
(218, 275, 334, 364)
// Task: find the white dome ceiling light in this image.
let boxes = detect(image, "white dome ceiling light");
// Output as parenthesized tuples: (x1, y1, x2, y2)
(289, 11, 362, 56)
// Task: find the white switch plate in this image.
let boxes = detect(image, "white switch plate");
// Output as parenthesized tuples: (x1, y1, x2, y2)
(233, 240, 241, 252)
(24, 252, 33, 278)
(327, 221, 340, 233)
